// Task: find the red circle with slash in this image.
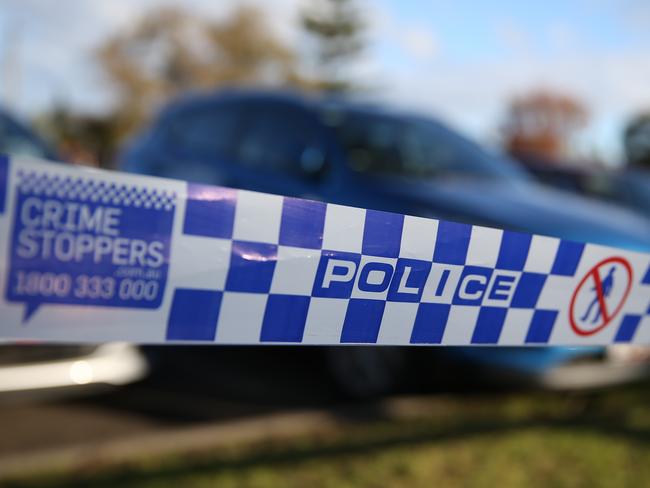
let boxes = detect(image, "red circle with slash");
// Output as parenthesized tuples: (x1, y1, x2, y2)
(569, 256, 633, 336)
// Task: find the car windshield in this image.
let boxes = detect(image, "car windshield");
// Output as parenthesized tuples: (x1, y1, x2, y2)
(329, 109, 526, 181)
(0, 113, 51, 159)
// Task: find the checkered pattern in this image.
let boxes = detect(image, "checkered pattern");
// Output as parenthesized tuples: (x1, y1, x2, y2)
(610, 264, 650, 344)
(165, 185, 617, 345)
(4, 156, 650, 346)
(16, 170, 176, 211)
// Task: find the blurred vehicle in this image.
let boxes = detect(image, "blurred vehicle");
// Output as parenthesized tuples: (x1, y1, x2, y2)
(0, 108, 148, 398)
(0, 108, 57, 160)
(0, 343, 147, 399)
(121, 89, 650, 396)
(518, 156, 650, 219)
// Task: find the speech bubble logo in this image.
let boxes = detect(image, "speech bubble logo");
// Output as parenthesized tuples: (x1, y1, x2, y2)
(23, 301, 41, 322)
(6, 170, 176, 322)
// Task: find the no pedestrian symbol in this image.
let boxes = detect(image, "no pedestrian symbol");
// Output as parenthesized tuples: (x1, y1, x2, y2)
(569, 257, 633, 336)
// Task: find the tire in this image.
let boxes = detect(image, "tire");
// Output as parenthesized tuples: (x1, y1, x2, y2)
(325, 346, 408, 399)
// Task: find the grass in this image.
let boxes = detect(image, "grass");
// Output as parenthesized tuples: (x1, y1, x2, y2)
(5, 381, 650, 488)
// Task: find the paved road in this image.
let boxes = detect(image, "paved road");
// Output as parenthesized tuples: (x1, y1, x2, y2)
(0, 347, 344, 457)
(0, 346, 477, 459)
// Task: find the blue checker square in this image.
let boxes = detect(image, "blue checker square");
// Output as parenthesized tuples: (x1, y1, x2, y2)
(525, 310, 558, 343)
(341, 299, 386, 343)
(614, 315, 641, 343)
(184, 183, 236, 238)
(496, 231, 532, 271)
(433, 220, 472, 265)
(260, 295, 311, 342)
(0, 153, 7, 214)
(452, 266, 493, 306)
(387, 258, 431, 302)
(410, 303, 450, 344)
(166, 288, 222, 341)
(471, 307, 507, 344)
(551, 240, 585, 276)
(511, 273, 547, 309)
(312, 250, 361, 298)
(643, 265, 650, 285)
(279, 197, 326, 249)
(225, 241, 277, 293)
(362, 209, 404, 258)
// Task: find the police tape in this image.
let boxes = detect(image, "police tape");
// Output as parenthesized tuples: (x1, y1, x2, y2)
(1, 154, 650, 346)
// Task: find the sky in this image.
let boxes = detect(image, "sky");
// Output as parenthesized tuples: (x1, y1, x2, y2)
(1, 0, 649, 163)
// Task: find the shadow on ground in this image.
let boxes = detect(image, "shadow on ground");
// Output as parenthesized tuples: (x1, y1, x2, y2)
(8, 378, 650, 488)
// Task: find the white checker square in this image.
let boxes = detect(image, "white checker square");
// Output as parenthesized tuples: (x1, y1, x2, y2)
(302, 297, 349, 344)
(170, 235, 231, 290)
(421, 264, 463, 303)
(215, 292, 267, 343)
(524, 235, 560, 273)
(351, 255, 397, 300)
(232, 190, 283, 243)
(376, 302, 419, 344)
(536, 274, 574, 311)
(270, 246, 321, 296)
(441, 305, 480, 345)
(498, 309, 534, 345)
(465, 226, 503, 267)
(399, 215, 438, 260)
(322, 204, 365, 253)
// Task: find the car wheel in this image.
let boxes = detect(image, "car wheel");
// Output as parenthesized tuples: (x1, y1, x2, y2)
(325, 346, 408, 398)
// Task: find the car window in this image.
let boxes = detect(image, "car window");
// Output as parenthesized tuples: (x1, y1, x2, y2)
(328, 110, 526, 181)
(0, 114, 51, 159)
(161, 102, 242, 158)
(237, 103, 322, 174)
(590, 171, 650, 214)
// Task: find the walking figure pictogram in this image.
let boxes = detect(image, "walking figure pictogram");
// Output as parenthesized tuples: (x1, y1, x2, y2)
(580, 266, 615, 323)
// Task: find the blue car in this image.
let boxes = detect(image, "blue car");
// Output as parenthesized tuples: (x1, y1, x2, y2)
(518, 156, 650, 221)
(121, 89, 650, 396)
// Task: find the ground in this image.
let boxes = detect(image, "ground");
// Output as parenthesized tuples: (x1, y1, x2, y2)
(4, 378, 649, 488)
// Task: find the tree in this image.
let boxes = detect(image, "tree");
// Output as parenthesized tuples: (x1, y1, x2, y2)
(98, 6, 301, 137)
(301, 0, 365, 92)
(33, 106, 116, 167)
(502, 90, 588, 163)
(624, 113, 650, 169)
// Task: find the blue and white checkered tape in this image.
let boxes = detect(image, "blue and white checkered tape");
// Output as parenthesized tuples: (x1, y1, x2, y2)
(1, 154, 650, 345)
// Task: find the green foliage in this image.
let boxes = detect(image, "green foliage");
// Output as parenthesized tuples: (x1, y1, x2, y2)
(97, 6, 302, 138)
(11, 381, 650, 487)
(300, 0, 366, 92)
(33, 3, 368, 166)
(33, 105, 118, 167)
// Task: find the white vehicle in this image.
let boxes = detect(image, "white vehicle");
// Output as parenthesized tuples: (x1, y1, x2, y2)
(0, 343, 147, 398)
